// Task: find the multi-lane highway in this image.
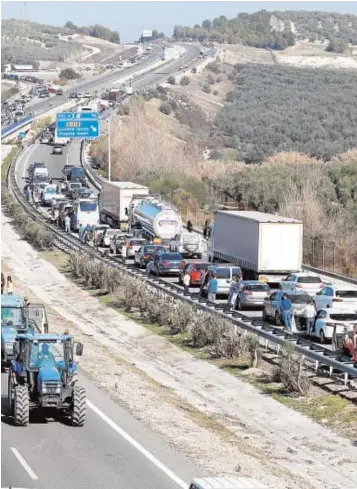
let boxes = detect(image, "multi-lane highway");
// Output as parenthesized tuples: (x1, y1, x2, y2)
(20, 44, 201, 120)
(1, 371, 201, 488)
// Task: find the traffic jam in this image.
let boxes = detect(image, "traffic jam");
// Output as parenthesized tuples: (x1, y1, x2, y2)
(23, 113, 357, 365)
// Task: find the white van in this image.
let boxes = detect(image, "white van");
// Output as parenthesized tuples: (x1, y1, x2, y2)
(189, 476, 268, 489)
(70, 198, 99, 231)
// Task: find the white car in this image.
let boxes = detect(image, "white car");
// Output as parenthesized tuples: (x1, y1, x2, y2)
(41, 136, 50, 144)
(279, 272, 325, 296)
(102, 229, 123, 248)
(313, 285, 357, 311)
(312, 307, 357, 343)
(52, 145, 63, 155)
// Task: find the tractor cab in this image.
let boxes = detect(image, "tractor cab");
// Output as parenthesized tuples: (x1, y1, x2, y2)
(8, 334, 86, 426)
(1, 295, 48, 366)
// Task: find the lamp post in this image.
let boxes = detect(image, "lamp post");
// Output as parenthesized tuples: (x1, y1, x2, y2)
(108, 113, 111, 182)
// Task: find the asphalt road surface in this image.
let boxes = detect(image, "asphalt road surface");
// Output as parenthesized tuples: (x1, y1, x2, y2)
(1, 371, 201, 489)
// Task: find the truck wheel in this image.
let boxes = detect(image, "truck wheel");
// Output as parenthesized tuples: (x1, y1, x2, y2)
(8, 368, 15, 416)
(71, 385, 87, 427)
(14, 384, 29, 426)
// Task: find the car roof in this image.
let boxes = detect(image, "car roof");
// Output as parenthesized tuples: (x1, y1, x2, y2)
(293, 272, 321, 278)
(277, 290, 310, 295)
(1, 294, 24, 306)
(16, 333, 72, 341)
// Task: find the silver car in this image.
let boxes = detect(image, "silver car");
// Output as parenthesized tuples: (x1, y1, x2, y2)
(200, 265, 242, 297)
(233, 281, 271, 310)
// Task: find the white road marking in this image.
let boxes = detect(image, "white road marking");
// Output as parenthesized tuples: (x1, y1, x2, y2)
(10, 447, 38, 481)
(87, 400, 187, 488)
(66, 141, 74, 165)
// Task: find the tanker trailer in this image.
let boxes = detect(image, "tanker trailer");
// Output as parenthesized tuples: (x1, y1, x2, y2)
(129, 196, 182, 245)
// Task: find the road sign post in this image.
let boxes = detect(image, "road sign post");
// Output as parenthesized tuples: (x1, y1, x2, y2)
(56, 111, 100, 139)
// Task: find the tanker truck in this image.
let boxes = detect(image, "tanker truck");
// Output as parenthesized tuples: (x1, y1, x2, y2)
(128, 195, 183, 245)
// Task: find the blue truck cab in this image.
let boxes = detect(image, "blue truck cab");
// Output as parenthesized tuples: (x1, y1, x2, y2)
(1, 294, 28, 365)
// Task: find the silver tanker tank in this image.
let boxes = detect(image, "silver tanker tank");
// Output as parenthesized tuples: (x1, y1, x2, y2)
(131, 197, 182, 241)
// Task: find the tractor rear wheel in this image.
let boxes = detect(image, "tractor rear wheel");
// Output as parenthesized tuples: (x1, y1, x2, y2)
(71, 385, 86, 427)
(14, 384, 29, 426)
(8, 368, 15, 416)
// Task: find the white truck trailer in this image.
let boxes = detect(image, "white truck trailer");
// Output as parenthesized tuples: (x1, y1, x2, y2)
(100, 181, 149, 229)
(207, 210, 303, 285)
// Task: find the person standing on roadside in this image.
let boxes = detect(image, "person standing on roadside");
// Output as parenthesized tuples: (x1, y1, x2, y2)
(6, 276, 13, 295)
(207, 273, 218, 303)
(183, 270, 191, 295)
(65, 214, 71, 233)
(1, 273, 5, 294)
(281, 293, 292, 332)
(305, 300, 317, 336)
(227, 275, 238, 308)
(230, 275, 243, 310)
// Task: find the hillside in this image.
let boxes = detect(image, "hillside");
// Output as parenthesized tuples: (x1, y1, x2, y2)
(1, 19, 123, 68)
(173, 9, 357, 50)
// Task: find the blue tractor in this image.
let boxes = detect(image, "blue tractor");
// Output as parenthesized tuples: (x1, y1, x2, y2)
(8, 333, 86, 426)
(1, 294, 48, 367)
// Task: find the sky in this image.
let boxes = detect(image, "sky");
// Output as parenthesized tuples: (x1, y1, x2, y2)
(2, 1, 357, 43)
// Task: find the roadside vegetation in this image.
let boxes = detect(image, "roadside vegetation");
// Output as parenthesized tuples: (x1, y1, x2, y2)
(173, 9, 357, 47)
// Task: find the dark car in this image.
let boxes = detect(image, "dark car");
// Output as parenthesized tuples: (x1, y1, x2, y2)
(62, 165, 74, 178)
(69, 93, 77, 99)
(73, 188, 92, 200)
(67, 167, 88, 187)
(134, 245, 166, 268)
(179, 262, 210, 286)
(149, 252, 185, 277)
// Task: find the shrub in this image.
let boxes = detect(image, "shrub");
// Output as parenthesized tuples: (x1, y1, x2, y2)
(202, 84, 211, 94)
(169, 99, 178, 110)
(206, 62, 221, 74)
(59, 68, 80, 80)
(275, 346, 310, 395)
(159, 102, 172, 115)
(191, 67, 197, 74)
(213, 90, 218, 96)
(180, 76, 190, 86)
(167, 75, 176, 85)
(206, 74, 215, 85)
(216, 76, 222, 83)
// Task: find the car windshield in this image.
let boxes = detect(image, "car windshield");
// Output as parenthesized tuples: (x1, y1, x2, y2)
(71, 184, 81, 189)
(1, 306, 23, 326)
(30, 342, 64, 368)
(330, 313, 357, 321)
(297, 276, 322, 283)
(45, 187, 56, 194)
(79, 201, 97, 212)
(215, 268, 230, 279)
(336, 290, 357, 298)
(160, 253, 182, 261)
(182, 234, 199, 242)
(246, 284, 270, 291)
(106, 230, 118, 236)
(287, 294, 311, 304)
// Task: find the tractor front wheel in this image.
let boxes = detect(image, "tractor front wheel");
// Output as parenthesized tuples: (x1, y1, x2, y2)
(14, 384, 29, 426)
(71, 385, 87, 427)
